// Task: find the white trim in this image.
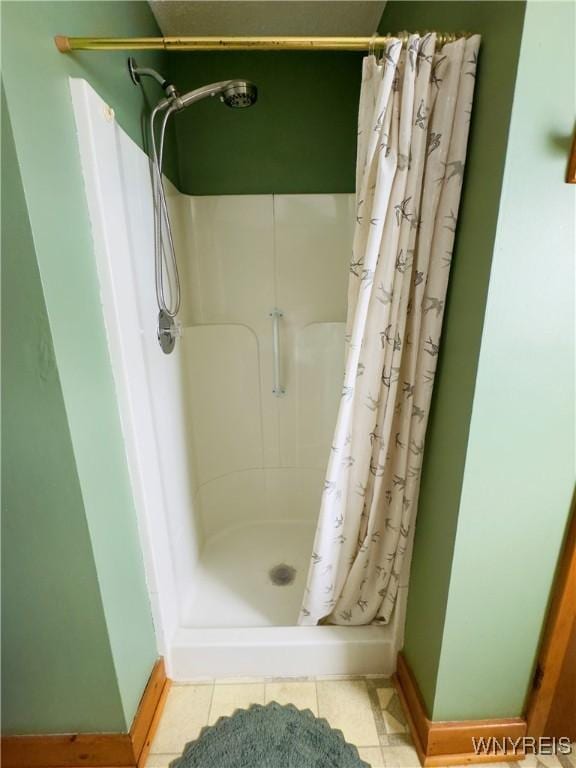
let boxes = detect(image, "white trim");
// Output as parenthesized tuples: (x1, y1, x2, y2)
(70, 78, 179, 656)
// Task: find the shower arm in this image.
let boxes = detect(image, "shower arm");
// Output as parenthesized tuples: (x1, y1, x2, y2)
(128, 57, 178, 100)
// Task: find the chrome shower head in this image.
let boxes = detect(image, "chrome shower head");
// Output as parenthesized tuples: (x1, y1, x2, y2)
(176, 79, 257, 111)
(221, 80, 258, 109)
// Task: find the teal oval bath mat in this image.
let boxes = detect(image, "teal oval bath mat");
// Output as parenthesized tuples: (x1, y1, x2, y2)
(172, 701, 370, 767)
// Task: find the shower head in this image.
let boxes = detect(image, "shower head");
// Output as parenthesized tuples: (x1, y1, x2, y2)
(128, 58, 257, 114)
(220, 81, 258, 109)
(176, 79, 257, 111)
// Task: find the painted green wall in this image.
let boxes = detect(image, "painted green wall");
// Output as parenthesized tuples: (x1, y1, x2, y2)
(167, 50, 363, 194)
(1, 1, 163, 733)
(378, 1, 527, 715)
(433, 0, 575, 720)
(1, 90, 125, 735)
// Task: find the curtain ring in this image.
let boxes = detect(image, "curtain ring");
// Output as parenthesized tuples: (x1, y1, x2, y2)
(368, 33, 379, 59)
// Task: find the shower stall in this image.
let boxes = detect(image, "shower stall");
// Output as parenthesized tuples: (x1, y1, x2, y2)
(70, 75, 409, 679)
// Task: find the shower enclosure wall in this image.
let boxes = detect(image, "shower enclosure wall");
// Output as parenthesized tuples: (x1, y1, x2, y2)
(179, 192, 352, 629)
(71, 77, 409, 678)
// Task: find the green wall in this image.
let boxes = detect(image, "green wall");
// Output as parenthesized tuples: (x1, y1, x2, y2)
(432, 0, 575, 720)
(1, 1, 164, 734)
(378, 0, 527, 716)
(1, 91, 125, 735)
(167, 51, 363, 194)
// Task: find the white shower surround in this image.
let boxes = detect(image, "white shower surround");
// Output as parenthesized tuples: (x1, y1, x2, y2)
(70, 77, 409, 679)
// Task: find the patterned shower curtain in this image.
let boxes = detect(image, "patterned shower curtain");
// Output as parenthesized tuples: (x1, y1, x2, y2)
(299, 33, 480, 626)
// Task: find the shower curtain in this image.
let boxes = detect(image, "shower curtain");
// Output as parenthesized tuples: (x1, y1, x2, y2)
(299, 32, 480, 626)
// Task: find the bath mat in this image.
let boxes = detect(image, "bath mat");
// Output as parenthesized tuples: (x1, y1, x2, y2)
(172, 701, 370, 767)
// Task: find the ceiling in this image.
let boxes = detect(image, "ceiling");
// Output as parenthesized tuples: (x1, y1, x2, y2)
(149, 1, 387, 37)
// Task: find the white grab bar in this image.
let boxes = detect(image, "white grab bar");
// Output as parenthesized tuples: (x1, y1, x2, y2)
(269, 308, 285, 397)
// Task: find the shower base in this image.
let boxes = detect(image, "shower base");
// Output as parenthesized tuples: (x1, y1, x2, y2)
(170, 520, 404, 680)
(182, 520, 315, 628)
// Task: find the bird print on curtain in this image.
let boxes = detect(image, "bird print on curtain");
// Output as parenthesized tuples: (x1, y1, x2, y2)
(299, 33, 481, 627)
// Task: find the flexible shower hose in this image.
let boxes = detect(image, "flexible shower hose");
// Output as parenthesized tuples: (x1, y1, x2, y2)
(150, 103, 181, 318)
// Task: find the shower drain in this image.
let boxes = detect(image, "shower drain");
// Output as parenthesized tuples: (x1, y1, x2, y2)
(269, 563, 296, 586)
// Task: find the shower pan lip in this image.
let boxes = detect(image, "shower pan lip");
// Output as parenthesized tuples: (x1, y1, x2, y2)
(182, 520, 315, 630)
(170, 623, 398, 680)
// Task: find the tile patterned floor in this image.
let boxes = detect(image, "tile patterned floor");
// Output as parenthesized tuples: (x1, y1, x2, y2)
(146, 676, 572, 768)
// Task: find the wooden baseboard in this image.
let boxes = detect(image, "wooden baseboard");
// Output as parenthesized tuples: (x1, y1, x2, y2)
(394, 653, 527, 766)
(131, 660, 171, 768)
(1, 658, 170, 768)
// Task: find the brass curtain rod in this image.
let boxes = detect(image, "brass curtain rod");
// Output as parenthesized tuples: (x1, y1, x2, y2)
(54, 33, 471, 53)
